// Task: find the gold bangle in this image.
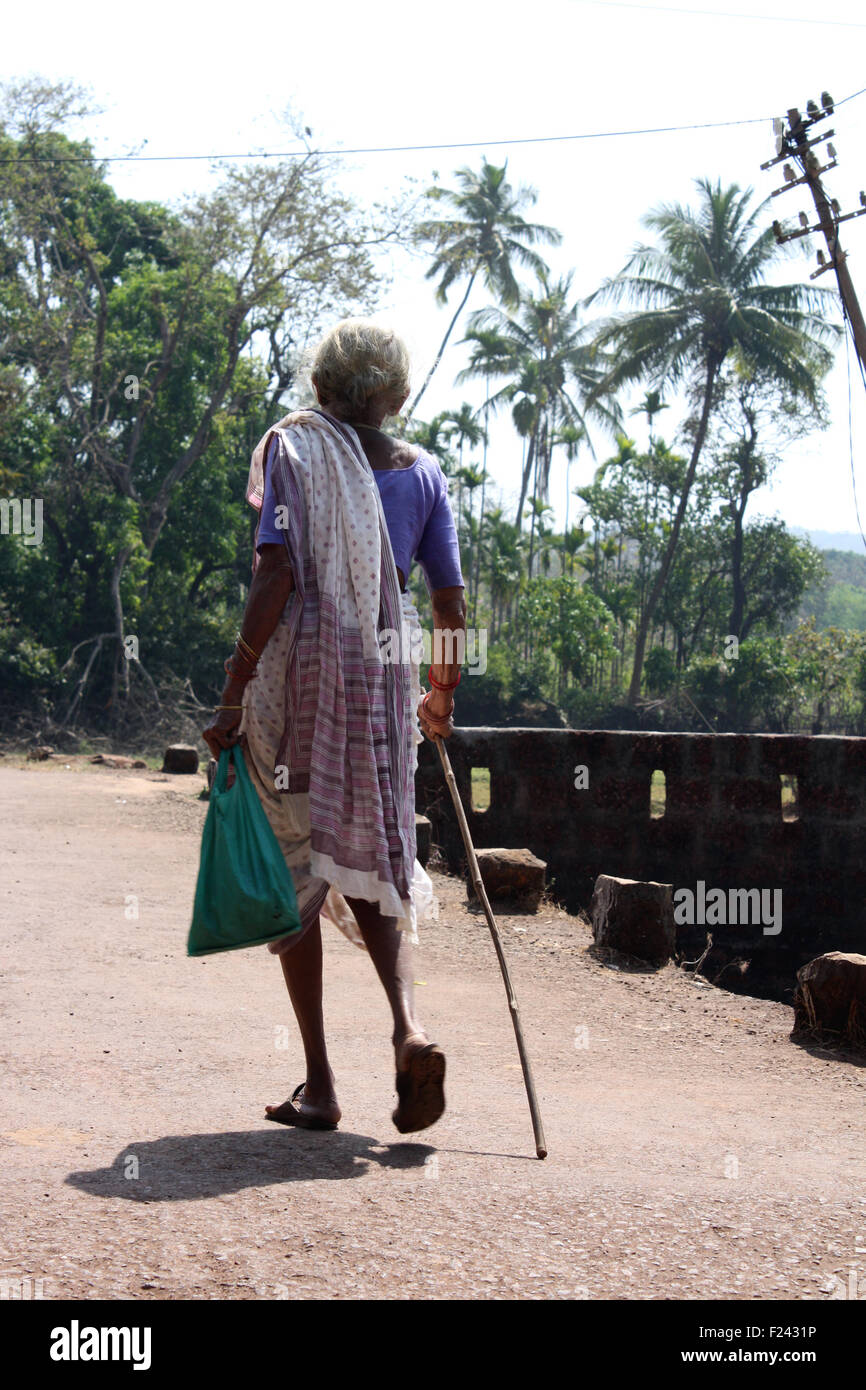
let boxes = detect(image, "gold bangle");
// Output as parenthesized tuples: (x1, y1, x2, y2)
(236, 632, 260, 662)
(224, 654, 254, 679)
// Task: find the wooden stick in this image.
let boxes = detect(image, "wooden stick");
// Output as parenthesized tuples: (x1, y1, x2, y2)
(433, 735, 548, 1159)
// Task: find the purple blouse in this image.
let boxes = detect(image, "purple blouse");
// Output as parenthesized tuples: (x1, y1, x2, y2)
(256, 436, 464, 593)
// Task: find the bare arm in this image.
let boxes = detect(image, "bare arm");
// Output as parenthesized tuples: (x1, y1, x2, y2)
(202, 543, 295, 757)
(418, 584, 467, 740)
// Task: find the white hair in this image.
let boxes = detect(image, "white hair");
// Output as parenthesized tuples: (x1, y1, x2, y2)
(310, 319, 411, 416)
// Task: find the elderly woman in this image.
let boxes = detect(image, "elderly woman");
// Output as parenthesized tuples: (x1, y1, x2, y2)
(203, 321, 466, 1135)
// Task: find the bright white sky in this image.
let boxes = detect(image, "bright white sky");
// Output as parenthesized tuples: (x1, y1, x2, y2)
(5, 0, 866, 540)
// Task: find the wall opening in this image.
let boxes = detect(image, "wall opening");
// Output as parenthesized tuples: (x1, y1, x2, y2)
(470, 767, 491, 813)
(781, 774, 799, 822)
(650, 769, 666, 820)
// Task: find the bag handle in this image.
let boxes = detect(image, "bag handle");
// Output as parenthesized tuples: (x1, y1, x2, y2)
(213, 744, 250, 795)
(213, 746, 234, 795)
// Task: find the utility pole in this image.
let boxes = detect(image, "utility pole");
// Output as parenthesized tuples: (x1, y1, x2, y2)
(762, 92, 866, 381)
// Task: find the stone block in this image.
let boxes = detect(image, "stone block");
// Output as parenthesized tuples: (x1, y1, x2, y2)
(469, 847, 546, 912)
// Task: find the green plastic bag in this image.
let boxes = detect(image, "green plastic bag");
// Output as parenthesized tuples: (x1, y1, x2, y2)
(187, 745, 303, 956)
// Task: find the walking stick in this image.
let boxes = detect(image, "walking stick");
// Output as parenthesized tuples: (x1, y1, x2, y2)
(433, 734, 548, 1159)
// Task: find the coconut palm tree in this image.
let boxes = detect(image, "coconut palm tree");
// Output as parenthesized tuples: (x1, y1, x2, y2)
(561, 524, 589, 577)
(409, 160, 561, 417)
(525, 495, 554, 580)
(441, 401, 484, 532)
(587, 177, 840, 703)
(453, 465, 474, 534)
(630, 388, 669, 445)
(459, 272, 620, 527)
(483, 506, 524, 637)
(459, 463, 487, 596)
(406, 412, 457, 474)
(553, 420, 585, 560)
(443, 402, 484, 467)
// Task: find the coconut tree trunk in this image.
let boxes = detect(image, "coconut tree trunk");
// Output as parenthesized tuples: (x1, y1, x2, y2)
(727, 409, 757, 641)
(527, 415, 545, 580)
(728, 510, 747, 641)
(627, 356, 721, 705)
(407, 268, 478, 420)
(515, 427, 538, 529)
(725, 473, 752, 729)
(471, 378, 490, 627)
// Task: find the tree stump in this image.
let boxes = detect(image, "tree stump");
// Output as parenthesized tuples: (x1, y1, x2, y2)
(162, 744, 199, 775)
(591, 873, 675, 964)
(415, 814, 432, 869)
(793, 952, 866, 1047)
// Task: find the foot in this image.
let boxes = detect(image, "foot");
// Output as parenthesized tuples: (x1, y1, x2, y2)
(394, 1030, 432, 1073)
(266, 1082, 341, 1129)
(392, 1038, 446, 1134)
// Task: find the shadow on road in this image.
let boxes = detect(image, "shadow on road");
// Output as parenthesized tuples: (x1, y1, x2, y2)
(65, 1129, 434, 1201)
(788, 1034, 866, 1068)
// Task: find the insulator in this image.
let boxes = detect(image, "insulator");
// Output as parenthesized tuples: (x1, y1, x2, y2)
(799, 212, 809, 228)
(821, 91, 835, 114)
(783, 164, 796, 182)
(827, 143, 837, 159)
(817, 249, 826, 265)
(806, 100, 820, 119)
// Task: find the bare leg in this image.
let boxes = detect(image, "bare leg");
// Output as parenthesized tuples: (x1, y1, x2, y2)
(265, 916, 341, 1125)
(344, 896, 429, 1071)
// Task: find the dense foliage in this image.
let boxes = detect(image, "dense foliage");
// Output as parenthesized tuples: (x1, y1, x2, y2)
(2, 82, 861, 742)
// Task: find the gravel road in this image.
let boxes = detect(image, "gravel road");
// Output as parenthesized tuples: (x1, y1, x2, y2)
(1, 756, 864, 1301)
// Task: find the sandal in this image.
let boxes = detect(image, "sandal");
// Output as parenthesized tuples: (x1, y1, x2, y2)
(392, 1043, 446, 1134)
(265, 1082, 339, 1130)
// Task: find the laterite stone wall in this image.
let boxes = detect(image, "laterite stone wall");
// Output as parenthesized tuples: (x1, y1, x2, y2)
(415, 729, 866, 979)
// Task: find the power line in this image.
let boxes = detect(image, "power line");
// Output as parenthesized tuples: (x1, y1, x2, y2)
(2, 116, 768, 165)
(572, 0, 866, 30)
(4, 84, 865, 167)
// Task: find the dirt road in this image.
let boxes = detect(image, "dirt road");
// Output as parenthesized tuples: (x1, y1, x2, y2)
(1, 757, 864, 1301)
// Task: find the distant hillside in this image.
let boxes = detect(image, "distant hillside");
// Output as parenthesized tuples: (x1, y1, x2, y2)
(798, 546, 866, 630)
(818, 549, 866, 590)
(793, 528, 866, 555)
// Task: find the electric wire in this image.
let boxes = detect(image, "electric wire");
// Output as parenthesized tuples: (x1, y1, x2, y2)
(2, 84, 865, 166)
